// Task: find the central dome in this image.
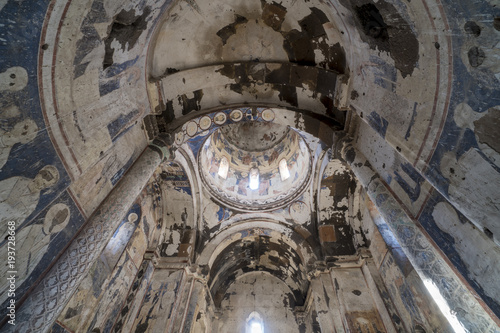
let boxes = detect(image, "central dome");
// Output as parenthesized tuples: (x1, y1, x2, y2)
(219, 121, 289, 151)
(199, 122, 311, 211)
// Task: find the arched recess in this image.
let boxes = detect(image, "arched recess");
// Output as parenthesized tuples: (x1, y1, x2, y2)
(317, 157, 358, 257)
(163, 107, 334, 265)
(146, 106, 337, 180)
(146, 0, 353, 76)
(144, 0, 355, 140)
(156, 160, 197, 261)
(196, 220, 318, 308)
(149, 63, 347, 130)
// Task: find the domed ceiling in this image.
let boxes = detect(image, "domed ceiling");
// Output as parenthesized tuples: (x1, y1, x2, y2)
(198, 121, 311, 211)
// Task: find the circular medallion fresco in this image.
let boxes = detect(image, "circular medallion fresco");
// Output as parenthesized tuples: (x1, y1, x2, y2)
(261, 109, 275, 122)
(200, 116, 212, 130)
(230, 109, 243, 122)
(214, 112, 227, 125)
(186, 121, 198, 137)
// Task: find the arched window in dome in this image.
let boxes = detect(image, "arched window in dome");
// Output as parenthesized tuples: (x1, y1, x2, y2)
(279, 158, 290, 181)
(218, 156, 229, 179)
(246, 311, 264, 333)
(249, 167, 260, 190)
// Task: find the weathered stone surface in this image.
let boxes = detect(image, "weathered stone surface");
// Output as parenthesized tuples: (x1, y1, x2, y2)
(2, 0, 500, 330)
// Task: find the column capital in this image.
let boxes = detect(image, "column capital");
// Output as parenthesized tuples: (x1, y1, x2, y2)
(149, 133, 176, 161)
(186, 264, 209, 282)
(331, 130, 351, 161)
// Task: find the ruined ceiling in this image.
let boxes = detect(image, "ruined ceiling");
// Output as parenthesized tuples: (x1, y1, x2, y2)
(144, 0, 350, 135)
(158, 106, 359, 308)
(145, 0, 362, 307)
(149, 0, 348, 75)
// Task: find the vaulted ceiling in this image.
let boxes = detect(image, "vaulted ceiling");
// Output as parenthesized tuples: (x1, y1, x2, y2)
(1, 0, 500, 331)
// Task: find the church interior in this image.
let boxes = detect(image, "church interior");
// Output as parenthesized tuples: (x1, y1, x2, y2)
(1, 0, 500, 332)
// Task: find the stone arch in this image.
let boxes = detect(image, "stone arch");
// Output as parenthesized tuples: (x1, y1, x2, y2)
(196, 219, 318, 307)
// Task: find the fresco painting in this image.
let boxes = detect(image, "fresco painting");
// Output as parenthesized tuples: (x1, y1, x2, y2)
(55, 201, 154, 332)
(0, 190, 85, 312)
(0, 0, 499, 330)
(199, 125, 311, 206)
(0, 0, 168, 323)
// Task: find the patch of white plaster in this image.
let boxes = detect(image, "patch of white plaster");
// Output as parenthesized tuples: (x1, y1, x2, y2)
(203, 198, 221, 229)
(0, 67, 28, 92)
(164, 230, 181, 256)
(314, 48, 326, 64)
(0, 0, 7, 12)
(431, 201, 500, 302)
(453, 103, 482, 130)
(440, 150, 500, 246)
(93, 22, 111, 40)
(0, 104, 21, 119)
(337, 197, 348, 208)
(319, 187, 335, 222)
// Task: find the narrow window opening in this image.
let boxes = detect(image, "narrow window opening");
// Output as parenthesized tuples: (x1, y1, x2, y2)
(249, 167, 260, 190)
(218, 156, 229, 179)
(246, 311, 264, 333)
(279, 158, 290, 181)
(250, 321, 263, 333)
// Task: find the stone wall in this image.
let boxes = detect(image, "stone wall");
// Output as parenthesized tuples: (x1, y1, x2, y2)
(215, 272, 309, 333)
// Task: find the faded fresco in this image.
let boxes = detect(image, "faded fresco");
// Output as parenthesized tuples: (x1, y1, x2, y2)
(1, 0, 500, 331)
(158, 162, 195, 259)
(199, 124, 311, 207)
(0, 0, 170, 318)
(355, 104, 500, 317)
(54, 183, 160, 332)
(345, 0, 500, 319)
(318, 159, 358, 256)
